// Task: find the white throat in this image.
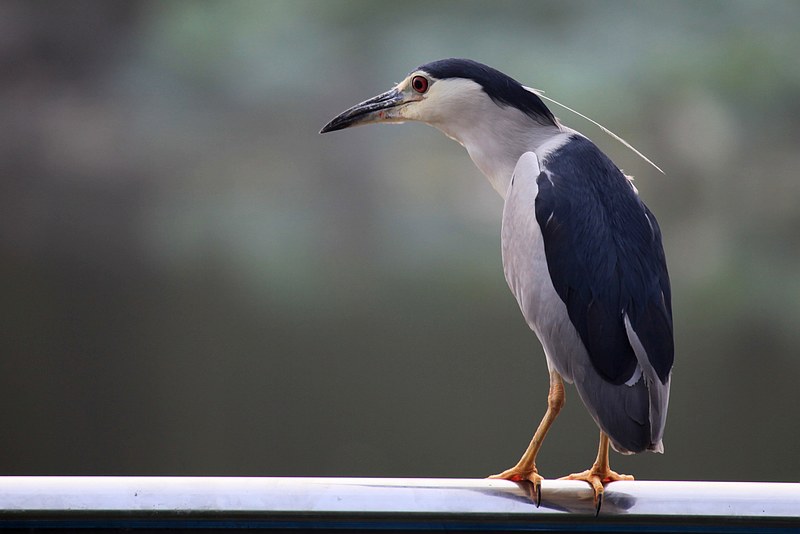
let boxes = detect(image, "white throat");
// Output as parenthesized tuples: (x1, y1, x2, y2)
(454, 116, 561, 198)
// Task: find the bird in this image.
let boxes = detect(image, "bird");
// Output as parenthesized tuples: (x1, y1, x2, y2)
(320, 58, 673, 512)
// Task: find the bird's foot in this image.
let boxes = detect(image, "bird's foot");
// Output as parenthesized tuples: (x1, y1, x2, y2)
(488, 466, 543, 506)
(559, 467, 633, 515)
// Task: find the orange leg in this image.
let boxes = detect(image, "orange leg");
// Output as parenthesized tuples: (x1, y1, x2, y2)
(489, 369, 564, 505)
(560, 431, 633, 514)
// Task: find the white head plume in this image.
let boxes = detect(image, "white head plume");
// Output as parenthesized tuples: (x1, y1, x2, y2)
(524, 86, 665, 175)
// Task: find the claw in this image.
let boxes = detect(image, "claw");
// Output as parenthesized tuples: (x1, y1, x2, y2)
(535, 481, 542, 507)
(559, 467, 632, 515)
(489, 467, 543, 507)
(595, 490, 603, 516)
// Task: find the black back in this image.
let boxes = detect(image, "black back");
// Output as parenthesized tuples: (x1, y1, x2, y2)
(535, 135, 673, 385)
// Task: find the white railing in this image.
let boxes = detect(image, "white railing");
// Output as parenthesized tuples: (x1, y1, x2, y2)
(0, 477, 798, 531)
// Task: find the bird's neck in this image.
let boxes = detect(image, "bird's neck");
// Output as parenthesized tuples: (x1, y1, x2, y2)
(435, 113, 563, 199)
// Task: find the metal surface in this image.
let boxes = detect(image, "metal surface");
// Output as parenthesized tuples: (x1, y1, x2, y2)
(0, 477, 798, 531)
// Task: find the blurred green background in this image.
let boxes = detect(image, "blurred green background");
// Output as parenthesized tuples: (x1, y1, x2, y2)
(1, 0, 799, 482)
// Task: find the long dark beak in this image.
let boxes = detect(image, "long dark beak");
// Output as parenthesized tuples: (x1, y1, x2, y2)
(320, 87, 405, 134)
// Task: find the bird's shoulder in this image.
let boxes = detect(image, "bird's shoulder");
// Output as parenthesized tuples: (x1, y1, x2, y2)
(538, 133, 637, 200)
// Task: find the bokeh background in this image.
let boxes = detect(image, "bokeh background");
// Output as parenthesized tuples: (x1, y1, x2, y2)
(2, 0, 799, 482)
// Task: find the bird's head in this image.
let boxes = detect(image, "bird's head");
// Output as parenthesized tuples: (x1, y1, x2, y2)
(320, 58, 557, 139)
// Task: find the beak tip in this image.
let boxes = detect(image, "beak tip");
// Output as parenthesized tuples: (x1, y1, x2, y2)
(319, 119, 344, 134)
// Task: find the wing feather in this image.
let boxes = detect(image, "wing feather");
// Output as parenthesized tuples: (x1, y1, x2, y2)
(534, 135, 673, 385)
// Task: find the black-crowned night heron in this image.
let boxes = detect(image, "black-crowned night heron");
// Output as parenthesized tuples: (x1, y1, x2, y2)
(320, 58, 673, 512)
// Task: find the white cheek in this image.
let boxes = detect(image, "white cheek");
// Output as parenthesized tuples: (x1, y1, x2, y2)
(398, 98, 429, 121)
(396, 104, 415, 121)
(403, 96, 449, 125)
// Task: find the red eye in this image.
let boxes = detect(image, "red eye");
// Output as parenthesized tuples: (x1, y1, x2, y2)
(411, 75, 429, 94)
